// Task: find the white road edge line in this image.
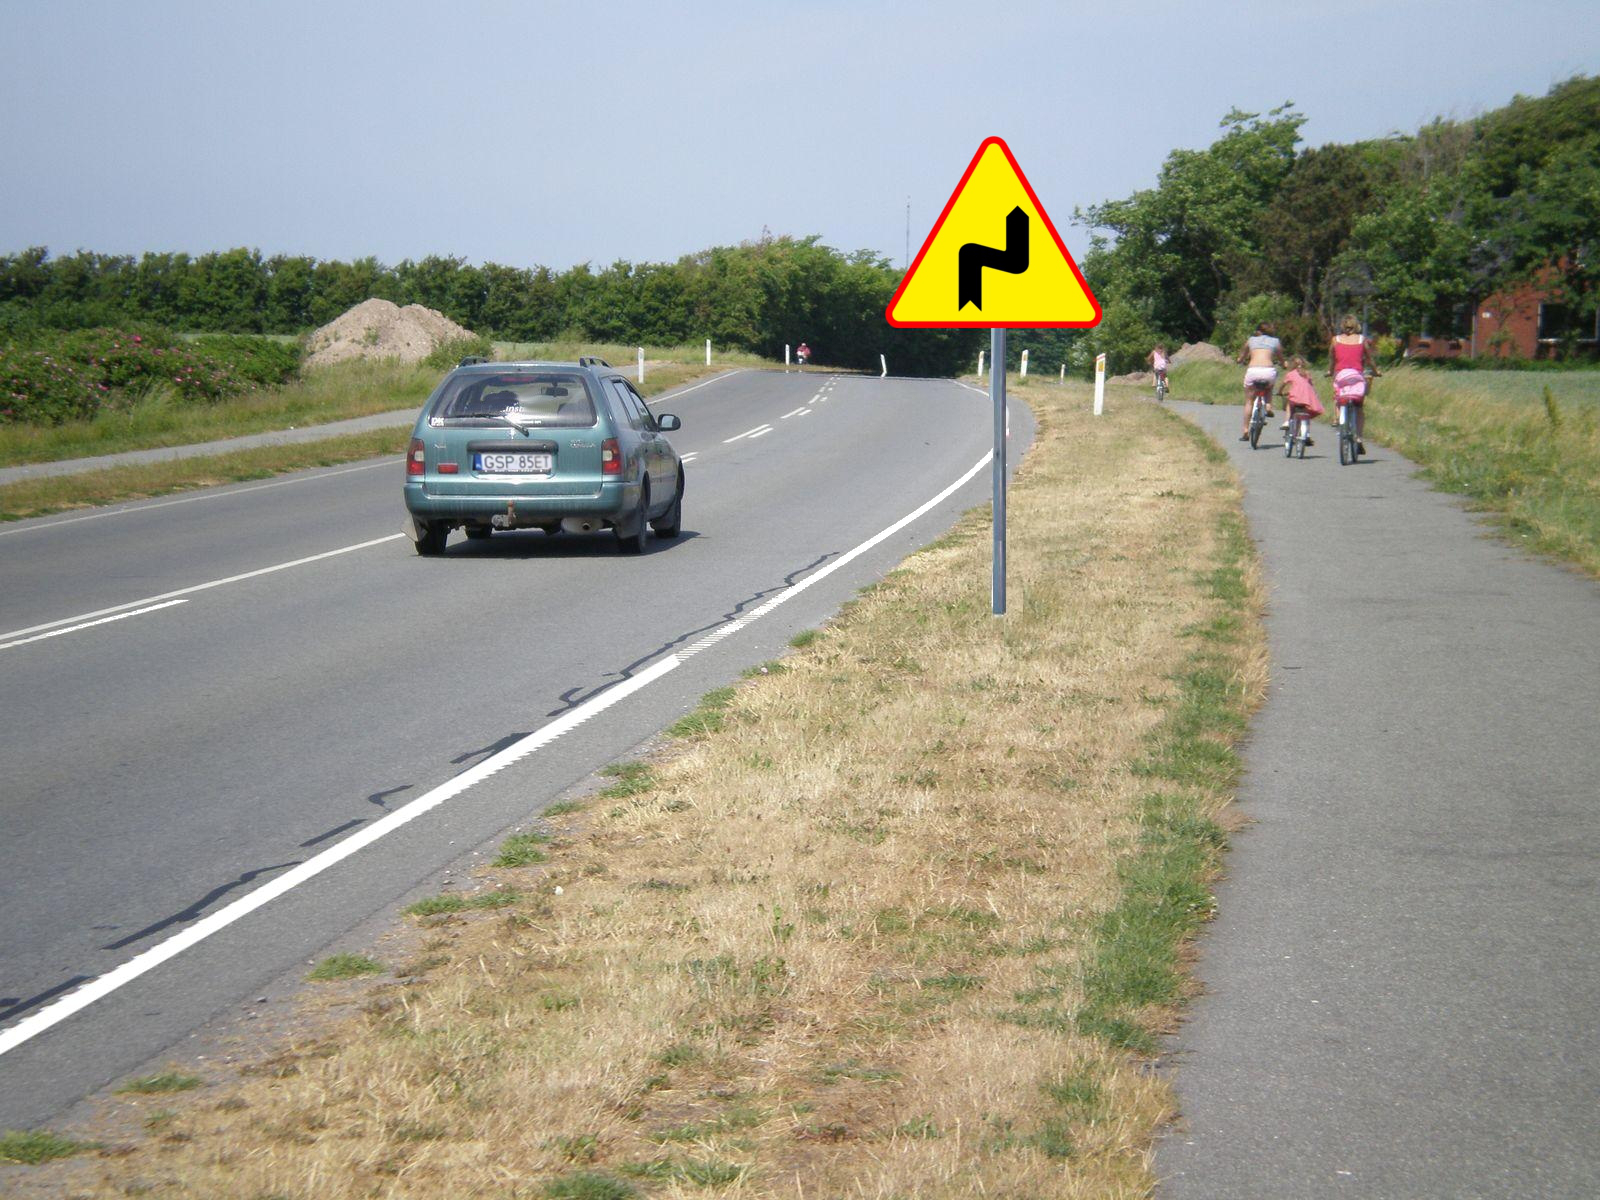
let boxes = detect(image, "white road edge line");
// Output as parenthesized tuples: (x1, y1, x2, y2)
(0, 534, 405, 644)
(650, 368, 746, 404)
(0, 447, 993, 1059)
(0, 599, 189, 651)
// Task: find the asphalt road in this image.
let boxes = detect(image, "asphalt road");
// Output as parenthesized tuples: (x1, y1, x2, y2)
(1157, 402, 1600, 1198)
(0, 368, 1028, 1130)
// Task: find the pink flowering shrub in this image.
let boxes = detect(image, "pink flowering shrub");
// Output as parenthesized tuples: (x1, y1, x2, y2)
(1, 327, 255, 424)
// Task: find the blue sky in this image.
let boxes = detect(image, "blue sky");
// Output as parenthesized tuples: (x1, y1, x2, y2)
(1, 0, 1595, 272)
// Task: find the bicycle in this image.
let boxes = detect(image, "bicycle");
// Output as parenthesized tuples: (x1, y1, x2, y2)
(1336, 402, 1361, 465)
(1284, 406, 1313, 459)
(1154, 371, 1168, 403)
(1247, 380, 1272, 449)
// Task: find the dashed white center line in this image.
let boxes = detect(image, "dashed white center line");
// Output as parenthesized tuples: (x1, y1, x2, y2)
(748, 427, 773, 439)
(781, 407, 808, 419)
(723, 424, 773, 443)
(0, 599, 190, 651)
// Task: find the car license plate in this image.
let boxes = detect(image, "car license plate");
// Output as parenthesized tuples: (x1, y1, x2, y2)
(475, 452, 552, 474)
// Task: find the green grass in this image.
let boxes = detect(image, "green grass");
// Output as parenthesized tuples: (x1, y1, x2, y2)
(1166, 360, 1600, 577)
(597, 761, 657, 799)
(306, 953, 385, 981)
(403, 890, 522, 917)
(666, 687, 738, 738)
(542, 1170, 637, 1199)
(0, 428, 406, 523)
(494, 830, 552, 867)
(0, 358, 434, 469)
(0, 1129, 97, 1165)
(115, 1071, 203, 1094)
(543, 799, 585, 817)
(1000, 463, 1248, 1056)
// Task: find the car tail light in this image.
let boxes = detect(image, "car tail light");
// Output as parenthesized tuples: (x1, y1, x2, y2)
(438, 462, 458, 474)
(601, 438, 621, 475)
(407, 438, 426, 476)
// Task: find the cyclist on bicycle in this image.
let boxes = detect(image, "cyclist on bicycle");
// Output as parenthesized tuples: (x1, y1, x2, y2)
(1146, 343, 1170, 397)
(1237, 322, 1283, 440)
(1328, 315, 1379, 453)
(1277, 356, 1324, 447)
(796, 341, 811, 367)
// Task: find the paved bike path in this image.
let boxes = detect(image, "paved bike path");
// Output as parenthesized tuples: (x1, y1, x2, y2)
(1157, 402, 1600, 1198)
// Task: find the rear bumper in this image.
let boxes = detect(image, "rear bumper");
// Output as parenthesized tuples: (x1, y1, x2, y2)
(403, 478, 636, 526)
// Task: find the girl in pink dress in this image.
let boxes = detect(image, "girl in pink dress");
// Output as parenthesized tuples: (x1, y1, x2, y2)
(1277, 357, 1325, 446)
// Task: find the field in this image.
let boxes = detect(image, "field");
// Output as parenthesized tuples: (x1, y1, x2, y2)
(1154, 362, 1600, 578)
(4, 380, 1264, 1198)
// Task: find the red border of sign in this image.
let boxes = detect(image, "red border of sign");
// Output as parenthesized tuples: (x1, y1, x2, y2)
(885, 136, 1102, 329)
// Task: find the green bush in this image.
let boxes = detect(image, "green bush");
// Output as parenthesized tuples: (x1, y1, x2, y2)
(0, 347, 104, 423)
(0, 326, 272, 425)
(189, 334, 301, 386)
(423, 335, 494, 371)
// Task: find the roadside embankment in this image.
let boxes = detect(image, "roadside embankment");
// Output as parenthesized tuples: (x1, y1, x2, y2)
(4, 381, 1264, 1198)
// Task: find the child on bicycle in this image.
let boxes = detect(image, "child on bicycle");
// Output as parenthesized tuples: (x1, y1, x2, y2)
(1146, 343, 1170, 396)
(1277, 356, 1324, 446)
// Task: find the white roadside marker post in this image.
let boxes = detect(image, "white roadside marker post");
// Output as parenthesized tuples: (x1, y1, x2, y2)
(1020, 348, 1029, 378)
(1060, 363, 1065, 384)
(978, 349, 985, 378)
(1094, 352, 1106, 415)
(637, 347, 645, 384)
(785, 344, 791, 369)
(705, 339, 711, 366)
(880, 354, 888, 378)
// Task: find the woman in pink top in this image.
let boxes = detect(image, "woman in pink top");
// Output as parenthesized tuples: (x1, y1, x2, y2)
(1328, 315, 1380, 452)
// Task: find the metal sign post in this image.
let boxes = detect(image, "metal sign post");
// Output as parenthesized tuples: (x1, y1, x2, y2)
(991, 327, 1006, 615)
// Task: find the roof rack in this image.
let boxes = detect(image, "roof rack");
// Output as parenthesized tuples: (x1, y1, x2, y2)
(457, 355, 490, 367)
(577, 356, 613, 368)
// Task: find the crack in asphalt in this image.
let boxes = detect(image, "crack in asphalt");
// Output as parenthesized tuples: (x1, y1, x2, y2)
(542, 550, 841, 719)
(99, 861, 302, 951)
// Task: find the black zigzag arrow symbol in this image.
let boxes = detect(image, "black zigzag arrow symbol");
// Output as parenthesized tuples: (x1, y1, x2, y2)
(959, 207, 1029, 310)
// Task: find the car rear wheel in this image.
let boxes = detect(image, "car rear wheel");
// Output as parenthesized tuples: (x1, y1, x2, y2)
(616, 479, 649, 555)
(414, 520, 448, 556)
(651, 470, 684, 538)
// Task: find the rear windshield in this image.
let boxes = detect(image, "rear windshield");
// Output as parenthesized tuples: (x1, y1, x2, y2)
(430, 372, 597, 427)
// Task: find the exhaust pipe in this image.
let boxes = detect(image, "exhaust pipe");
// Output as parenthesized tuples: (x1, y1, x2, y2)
(561, 516, 602, 535)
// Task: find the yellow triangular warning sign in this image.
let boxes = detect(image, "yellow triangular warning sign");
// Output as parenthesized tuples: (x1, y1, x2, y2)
(886, 137, 1101, 329)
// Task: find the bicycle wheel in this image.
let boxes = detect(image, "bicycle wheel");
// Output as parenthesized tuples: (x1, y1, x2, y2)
(1284, 429, 1294, 458)
(1249, 411, 1263, 449)
(1339, 430, 1354, 466)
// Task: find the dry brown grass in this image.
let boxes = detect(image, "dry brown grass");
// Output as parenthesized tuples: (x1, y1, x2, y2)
(9, 381, 1263, 1198)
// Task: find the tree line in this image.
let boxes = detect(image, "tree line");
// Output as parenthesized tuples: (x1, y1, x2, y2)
(1075, 74, 1600, 371)
(0, 236, 980, 376)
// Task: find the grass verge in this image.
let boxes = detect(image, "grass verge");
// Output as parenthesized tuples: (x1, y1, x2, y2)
(0, 429, 408, 522)
(1162, 360, 1600, 577)
(17, 378, 1264, 1197)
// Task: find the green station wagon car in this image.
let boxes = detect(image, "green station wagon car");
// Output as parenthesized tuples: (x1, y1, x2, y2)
(403, 358, 684, 555)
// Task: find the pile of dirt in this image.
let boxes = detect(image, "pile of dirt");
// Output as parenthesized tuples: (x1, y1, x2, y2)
(1171, 341, 1229, 365)
(1112, 370, 1154, 385)
(304, 299, 477, 368)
